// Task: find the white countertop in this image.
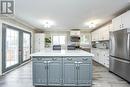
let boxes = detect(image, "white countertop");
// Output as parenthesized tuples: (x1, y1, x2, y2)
(30, 48, 94, 57)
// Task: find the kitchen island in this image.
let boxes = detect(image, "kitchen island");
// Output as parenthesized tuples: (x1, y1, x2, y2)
(31, 49, 94, 87)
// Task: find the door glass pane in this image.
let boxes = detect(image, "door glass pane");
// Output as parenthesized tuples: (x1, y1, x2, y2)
(53, 36, 59, 45)
(23, 33, 31, 61)
(6, 28, 19, 68)
(53, 36, 66, 45)
(59, 36, 65, 45)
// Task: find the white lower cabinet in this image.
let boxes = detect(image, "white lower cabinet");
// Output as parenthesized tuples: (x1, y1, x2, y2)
(91, 48, 109, 68)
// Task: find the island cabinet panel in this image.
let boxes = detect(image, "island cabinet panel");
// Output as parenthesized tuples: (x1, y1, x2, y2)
(63, 60, 77, 86)
(32, 56, 92, 87)
(78, 64, 91, 86)
(33, 62, 47, 85)
(48, 59, 62, 85)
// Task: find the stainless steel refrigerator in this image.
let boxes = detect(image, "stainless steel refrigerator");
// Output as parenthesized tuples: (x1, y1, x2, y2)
(109, 29, 130, 82)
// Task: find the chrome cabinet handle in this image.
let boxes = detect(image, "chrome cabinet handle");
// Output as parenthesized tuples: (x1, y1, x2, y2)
(48, 61, 53, 63)
(43, 61, 47, 63)
(120, 25, 122, 28)
(37, 58, 42, 60)
(78, 62, 83, 64)
(67, 58, 72, 61)
(52, 58, 57, 60)
(122, 24, 124, 28)
(74, 61, 83, 64)
(74, 61, 78, 64)
(127, 34, 130, 54)
(82, 58, 88, 61)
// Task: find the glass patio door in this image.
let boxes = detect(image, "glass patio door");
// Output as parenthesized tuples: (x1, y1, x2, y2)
(2, 24, 31, 73)
(5, 28, 19, 68)
(23, 32, 31, 62)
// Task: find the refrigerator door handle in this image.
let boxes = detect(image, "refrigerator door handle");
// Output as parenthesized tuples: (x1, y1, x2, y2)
(113, 57, 130, 64)
(127, 34, 130, 56)
(109, 39, 112, 54)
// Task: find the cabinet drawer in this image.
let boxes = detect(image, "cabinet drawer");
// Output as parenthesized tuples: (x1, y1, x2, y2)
(33, 57, 62, 61)
(64, 57, 77, 62)
(47, 57, 62, 61)
(63, 57, 91, 64)
(78, 57, 91, 64)
(33, 58, 45, 61)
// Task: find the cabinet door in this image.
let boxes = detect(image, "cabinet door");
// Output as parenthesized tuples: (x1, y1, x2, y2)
(122, 11, 130, 29)
(33, 62, 47, 85)
(109, 23, 113, 32)
(112, 15, 122, 31)
(78, 63, 91, 86)
(63, 61, 77, 86)
(48, 60, 62, 85)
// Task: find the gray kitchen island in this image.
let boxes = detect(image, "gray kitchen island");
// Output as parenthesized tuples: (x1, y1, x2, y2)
(31, 49, 94, 87)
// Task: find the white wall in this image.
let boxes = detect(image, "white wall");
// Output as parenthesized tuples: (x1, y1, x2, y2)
(0, 18, 35, 75)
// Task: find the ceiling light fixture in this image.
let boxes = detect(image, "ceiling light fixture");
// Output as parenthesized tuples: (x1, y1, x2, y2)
(85, 22, 96, 28)
(42, 20, 55, 28)
(84, 19, 101, 29)
(88, 23, 96, 28)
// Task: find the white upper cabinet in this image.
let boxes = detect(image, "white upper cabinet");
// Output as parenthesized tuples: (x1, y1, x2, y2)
(108, 23, 113, 32)
(122, 11, 130, 29)
(91, 23, 111, 41)
(92, 10, 130, 41)
(112, 15, 122, 31)
(112, 11, 130, 31)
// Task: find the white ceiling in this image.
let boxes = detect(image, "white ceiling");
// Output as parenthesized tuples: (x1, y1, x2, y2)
(14, 0, 130, 31)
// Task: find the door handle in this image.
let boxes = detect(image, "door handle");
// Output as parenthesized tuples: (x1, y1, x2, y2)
(122, 24, 124, 28)
(120, 25, 122, 28)
(113, 57, 130, 64)
(75, 61, 83, 64)
(19, 50, 22, 56)
(37, 58, 42, 60)
(78, 62, 83, 64)
(52, 58, 56, 60)
(127, 34, 130, 54)
(109, 39, 112, 53)
(43, 61, 47, 64)
(74, 61, 78, 64)
(82, 58, 88, 61)
(48, 61, 53, 63)
(67, 58, 72, 61)
(76, 64, 78, 69)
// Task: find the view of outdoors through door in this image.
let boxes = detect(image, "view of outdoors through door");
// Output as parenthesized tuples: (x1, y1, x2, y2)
(23, 32, 31, 61)
(6, 28, 19, 68)
(2, 24, 31, 73)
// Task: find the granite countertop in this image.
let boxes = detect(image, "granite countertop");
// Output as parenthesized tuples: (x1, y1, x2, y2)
(30, 48, 94, 57)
